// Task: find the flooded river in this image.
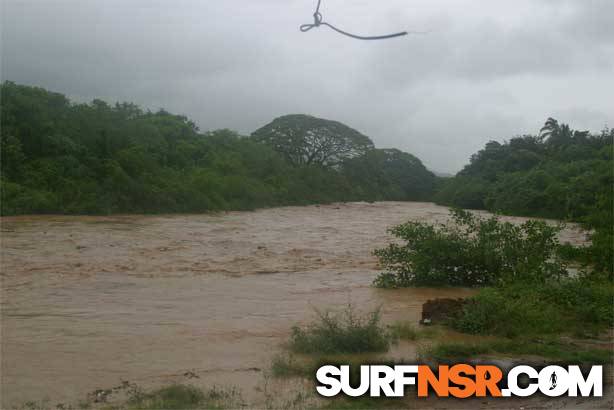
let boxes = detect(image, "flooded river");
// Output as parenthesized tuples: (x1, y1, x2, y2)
(0, 202, 589, 407)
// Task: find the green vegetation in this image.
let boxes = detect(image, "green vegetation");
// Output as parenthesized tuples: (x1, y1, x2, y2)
(289, 306, 391, 354)
(434, 118, 613, 279)
(423, 338, 613, 365)
(16, 384, 242, 410)
(387, 321, 419, 341)
(374, 120, 612, 358)
(435, 119, 612, 220)
(342, 148, 436, 201)
(322, 396, 403, 409)
(387, 321, 441, 341)
(4, 82, 612, 404)
(0, 82, 436, 215)
(251, 114, 374, 167)
(452, 279, 614, 338)
(374, 210, 611, 356)
(373, 118, 612, 359)
(124, 384, 241, 410)
(270, 353, 313, 378)
(374, 209, 567, 287)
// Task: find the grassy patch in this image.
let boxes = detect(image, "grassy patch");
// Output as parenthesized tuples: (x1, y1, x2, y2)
(270, 353, 314, 378)
(289, 306, 391, 355)
(387, 321, 442, 342)
(451, 279, 614, 338)
(423, 339, 613, 364)
(125, 384, 241, 410)
(387, 321, 418, 341)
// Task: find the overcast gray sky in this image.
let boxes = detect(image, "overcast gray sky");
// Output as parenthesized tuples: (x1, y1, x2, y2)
(2, 0, 613, 173)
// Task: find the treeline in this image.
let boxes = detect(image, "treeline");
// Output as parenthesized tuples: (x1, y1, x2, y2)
(435, 118, 613, 274)
(435, 118, 612, 220)
(0, 82, 436, 215)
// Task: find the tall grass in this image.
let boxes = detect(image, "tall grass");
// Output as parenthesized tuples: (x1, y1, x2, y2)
(126, 384, 241, 410)
(289, 305, 391, 354)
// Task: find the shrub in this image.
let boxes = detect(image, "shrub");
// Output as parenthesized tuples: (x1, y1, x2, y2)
(289, 306, 391, 354)
(374, 209, 567, 287)
(371, 272, 400, 289)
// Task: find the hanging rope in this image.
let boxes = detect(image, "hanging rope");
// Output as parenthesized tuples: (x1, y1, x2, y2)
(300, 0, 408, 40)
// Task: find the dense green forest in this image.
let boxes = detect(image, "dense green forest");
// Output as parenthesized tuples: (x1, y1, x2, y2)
(0, 82, 436, 215)
(435, 118, 612, 220)
(1, 81, 611, 266)
(435, 119, 613, 275)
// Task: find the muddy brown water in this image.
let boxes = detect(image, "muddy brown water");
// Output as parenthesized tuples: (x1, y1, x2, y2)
(0, 202, 589, 407)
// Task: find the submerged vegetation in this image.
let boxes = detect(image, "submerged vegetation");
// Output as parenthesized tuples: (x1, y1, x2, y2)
(374, 209, 567, 287)
(124, 384, 241, 410)
(16, 383, 243, 410)
(289, 306, 391, 354)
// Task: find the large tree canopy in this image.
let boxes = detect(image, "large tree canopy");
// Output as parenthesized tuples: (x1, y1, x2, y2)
(251, 114, 375, 167)
(342, 148, 436, 201)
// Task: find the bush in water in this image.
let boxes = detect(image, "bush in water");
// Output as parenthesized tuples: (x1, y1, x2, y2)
(374, 208, 567, 288)
(289, 305, 390, 354)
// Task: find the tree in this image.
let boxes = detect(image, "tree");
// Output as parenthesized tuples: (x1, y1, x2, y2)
(251, 114, 374, 167)
(342, 148, 436, 200)
(539, 117, 574, 146)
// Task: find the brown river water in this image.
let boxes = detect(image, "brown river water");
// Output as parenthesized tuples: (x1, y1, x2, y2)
(0, 202, 590, 408)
